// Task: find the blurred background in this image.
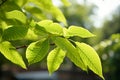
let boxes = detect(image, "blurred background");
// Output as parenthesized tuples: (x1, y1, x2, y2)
(0, 0, 120, 80)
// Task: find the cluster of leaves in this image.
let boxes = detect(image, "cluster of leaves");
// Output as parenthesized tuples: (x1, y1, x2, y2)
(0, 0, 104, 79)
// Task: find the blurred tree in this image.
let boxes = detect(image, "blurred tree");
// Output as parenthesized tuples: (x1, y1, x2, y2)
(101, 6, 120, 40)
(95, 34, 120, 80)
(89, 6, 120, 45)
(61, 2, 95, 29)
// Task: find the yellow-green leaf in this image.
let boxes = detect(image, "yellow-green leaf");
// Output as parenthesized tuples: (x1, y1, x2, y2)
(37, 20, 63, 36)
(67, 26, 95, 38)
(26, 39, 49, 65)
(47, 47, 66, 74)
(75, 42, 104, 79)
(52, 37, 87, 71)
(0, 41, 26, 69)
(6, 10, 27, 24)
(29, 0, 67, 25)
(61, 0, 71, 7)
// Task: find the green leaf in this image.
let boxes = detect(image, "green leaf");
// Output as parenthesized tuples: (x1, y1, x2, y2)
(75, 42, 104, 79)
(24, 6, 47, 20)
(0, 0, 21, 12)
(66, 26, 95, 38)
(37, 20, 63, 36)
(25, 28, 38, 40)
(26, 39, 49, 65)
(14, 0, 27, 7)
(29, 0, 67, 25)
(61, 0, 71, 7)
(6, 10, 27, 24)
(63, 28, 70, 38)
(0, 41, 26, 69)
(47, 47, 66, 74)
(51, 7, 67, 26)
(2, 25, 28, 40)
(52, 37, 87, 71)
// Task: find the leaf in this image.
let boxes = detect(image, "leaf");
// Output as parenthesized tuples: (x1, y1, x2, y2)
(37, 20, 63, 36)
(6, 10, 27, 24)
(26, 39, 49, 65)
(51, 7, 67, 26)
(63, 28, 70, 38)
(52, 37, 87, 71)
(1, 0, 21, 12)
(30, 0, 67, 25)
(61, 0, 71, 7)
(2, 25, 28, 40)
(14, 0, 27, 7)
(75, 42, 104, 79)
(24, 28, 38, 40)
(47, 47, 66, 74)
(67, 26, 95, 38)
(0, 41, 26, 69)
(24, 6, 47, 20)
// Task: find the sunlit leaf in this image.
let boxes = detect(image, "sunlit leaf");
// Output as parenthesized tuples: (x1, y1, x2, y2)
(14, 0, 27, 7)
(26, 39, 49, 65)
(52, 37, 87, 71)
(0, 41, 26, 69)
(2, 25, 28, 40)
(25, 28, 38, 40)
(37, 20, 63, 36)
(51, 7, 67, 26)
(63, 28, 70, 38)
(75, 42, 104, 79)
(29, 0, 67, 25)
(66, 26, 95, 38)
(24, 6, 47, 20)
(61, 0, 71, 6)
(47, 47, 66, 74)
(6, 10, 27, 24)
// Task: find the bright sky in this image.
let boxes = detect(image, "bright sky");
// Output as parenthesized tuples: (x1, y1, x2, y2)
(77, 0, 120, 27)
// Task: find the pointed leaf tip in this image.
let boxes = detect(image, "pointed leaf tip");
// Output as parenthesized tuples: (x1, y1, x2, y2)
(0, 41, 26, 69)
(75, 42, 104, 79)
